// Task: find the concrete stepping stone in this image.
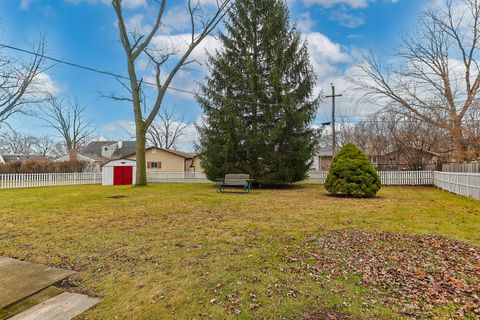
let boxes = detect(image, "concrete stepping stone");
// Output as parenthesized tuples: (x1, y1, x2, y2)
(0, 257, 75, 309)
(0, 286, 63, 320)
(8, 292, 100, 320)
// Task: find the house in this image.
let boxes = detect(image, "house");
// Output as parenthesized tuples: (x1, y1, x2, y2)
(125, 147, 202, 173)
(312, 146, 439, 171)
(53, 153, 105, 172)
(371, 147, 440, 171)
(312, 149, 334, 171)
(54, 141, 137, 172)
(82, 141, 137, 160)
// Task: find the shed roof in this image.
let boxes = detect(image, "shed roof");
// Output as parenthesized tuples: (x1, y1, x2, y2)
(101, 158, 137, 167)
(81, 141, 137, 159)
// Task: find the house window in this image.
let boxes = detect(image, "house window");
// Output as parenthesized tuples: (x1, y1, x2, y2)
(147, 161, 161, 169)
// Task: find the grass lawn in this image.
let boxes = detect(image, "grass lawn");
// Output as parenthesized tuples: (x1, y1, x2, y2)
(0, 184, 479, 319)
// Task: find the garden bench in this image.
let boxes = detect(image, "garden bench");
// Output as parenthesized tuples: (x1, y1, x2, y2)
(216, 174, 253, 193)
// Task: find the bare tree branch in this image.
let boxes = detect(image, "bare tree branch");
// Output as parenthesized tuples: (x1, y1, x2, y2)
(0, 37, 49, 125)
(349, 0, 480, 160)
(39, 96, 95, 154)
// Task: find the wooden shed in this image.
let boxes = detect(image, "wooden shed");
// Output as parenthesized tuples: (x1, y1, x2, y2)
(101, 159, 136, 186)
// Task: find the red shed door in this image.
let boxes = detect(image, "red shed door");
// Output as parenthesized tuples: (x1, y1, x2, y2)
(113, 166, 133, 185)
(122, 166, 133, 185)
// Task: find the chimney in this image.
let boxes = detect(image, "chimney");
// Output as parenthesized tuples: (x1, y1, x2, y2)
(118, 141, 123, 149)
(69, 149, 78, 162)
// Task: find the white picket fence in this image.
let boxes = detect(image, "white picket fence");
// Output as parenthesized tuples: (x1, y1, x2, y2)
(147, 171, 209, 183)
(304, 170, 433, 186)
(0, 172, 101, 189)
(434, 171, 480, 200)
(0, 170, 479, 200)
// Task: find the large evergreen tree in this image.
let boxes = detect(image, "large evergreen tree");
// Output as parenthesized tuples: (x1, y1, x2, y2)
(197, 0, 318, 185)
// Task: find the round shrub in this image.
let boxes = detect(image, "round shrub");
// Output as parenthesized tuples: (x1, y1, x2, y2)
(324, 143, 381, 197)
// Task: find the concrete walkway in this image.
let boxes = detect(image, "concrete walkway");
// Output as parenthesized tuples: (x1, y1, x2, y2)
(0, 256, 100, 319)
(9, 293, 100, 320)
(0, 257, 74, 309)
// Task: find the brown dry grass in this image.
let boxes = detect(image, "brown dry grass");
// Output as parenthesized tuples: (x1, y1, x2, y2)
(0, 184, 478, 319)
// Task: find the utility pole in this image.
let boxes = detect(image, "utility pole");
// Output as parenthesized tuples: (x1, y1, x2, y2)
(325, 84, 342, 156)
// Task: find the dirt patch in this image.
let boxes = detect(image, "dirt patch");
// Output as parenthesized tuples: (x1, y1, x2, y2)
(107, 195, 127, 199)
(289, 230, 480, 319)
(303, 307, 358, 320)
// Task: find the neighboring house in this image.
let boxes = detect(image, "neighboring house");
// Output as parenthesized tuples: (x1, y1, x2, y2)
(312, 149, 334, 171)
(82, 141, 137, 160)
(53, 153, 104, 172)
(54, 141, 137, 172)
(125, 147, 202, 173)
(53, 141, 202, 173)
(312, 146, 439, 171)
(0, 154, 46, 164)
(372, 147, 440, 171)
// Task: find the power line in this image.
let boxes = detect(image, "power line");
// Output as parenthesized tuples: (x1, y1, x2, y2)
(0, 43, 319, 108)
(0, 43, 194, 95)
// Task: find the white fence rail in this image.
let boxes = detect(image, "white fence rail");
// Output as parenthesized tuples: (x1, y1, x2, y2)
(0, 172, 101, 189)
(434, 171, 480, 200)
(304, 170, 433, 186)
(147, 172, 209, 183)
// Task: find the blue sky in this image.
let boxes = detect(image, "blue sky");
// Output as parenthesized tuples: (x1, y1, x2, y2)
(0, 0, 424, 151)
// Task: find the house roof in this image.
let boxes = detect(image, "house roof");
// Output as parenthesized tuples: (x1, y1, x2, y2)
(315, 149, 334, 157)
(101, 158, 137, 167)
(54, 153, 101, 162)
(124, 147, 196, 159)
(81, 141, 137, 159)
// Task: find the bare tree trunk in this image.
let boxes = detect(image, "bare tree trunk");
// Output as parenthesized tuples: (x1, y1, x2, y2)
(135, 122, 147, 186)
(452, 118, 467, 160)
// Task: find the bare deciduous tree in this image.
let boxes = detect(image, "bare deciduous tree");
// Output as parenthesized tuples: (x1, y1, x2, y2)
(32, 135, 57, 158)
(350, 0, 480, 160)
(146, 107, 188, 149)
(40, 97, 94, 160)
(337, 112, 448, 170)
(111, 0, 232, 185)
(0, 38, 48, 125)
(0, 128, 37, 155)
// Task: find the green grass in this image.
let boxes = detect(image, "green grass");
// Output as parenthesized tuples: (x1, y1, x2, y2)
(0, 184, 478, 319)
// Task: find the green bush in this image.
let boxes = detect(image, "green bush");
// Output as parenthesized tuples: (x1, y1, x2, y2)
(324, 143, 381, 197)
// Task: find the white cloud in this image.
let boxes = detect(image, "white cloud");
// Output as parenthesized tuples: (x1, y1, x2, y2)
(161, 6, 194, 34)
(296, 12, 316, 32)
(304, 32, 351, 82)
(31, 72, 60, 97)
(151, 33, 221, 72)
(303, 0, 370, 8)
(64, 0, 146, 9)
(301, 0, 401, 9)
(20, 0, 33, 10)
(330, 7, 365, 28)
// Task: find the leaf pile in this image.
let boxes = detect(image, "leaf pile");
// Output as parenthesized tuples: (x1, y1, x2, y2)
(294, 230, 480, 318)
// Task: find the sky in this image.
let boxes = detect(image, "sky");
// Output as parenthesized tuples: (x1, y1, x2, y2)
(0, 0, 425, 151)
